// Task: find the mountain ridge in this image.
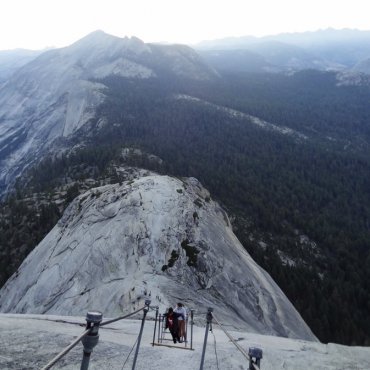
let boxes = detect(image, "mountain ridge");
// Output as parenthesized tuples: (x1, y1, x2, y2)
(196, 28, 370, 72)
(0, 174, 316, 341)
(0, 31, 216, 196)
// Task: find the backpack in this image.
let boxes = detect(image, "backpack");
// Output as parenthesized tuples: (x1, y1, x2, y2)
(167, 314, 174, 329)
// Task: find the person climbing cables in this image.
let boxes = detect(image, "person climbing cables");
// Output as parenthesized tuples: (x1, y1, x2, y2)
(164, 307, 181, 343)
(174, 302, 187, 343)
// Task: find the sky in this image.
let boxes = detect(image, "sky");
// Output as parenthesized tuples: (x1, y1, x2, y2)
(0, 0, 370, 50)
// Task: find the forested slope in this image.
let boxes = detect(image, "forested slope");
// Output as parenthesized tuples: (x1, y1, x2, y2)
(1, 70, 370, 344)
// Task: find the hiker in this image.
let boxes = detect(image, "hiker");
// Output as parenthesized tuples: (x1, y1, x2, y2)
(165, 307, 180, 343)
(174, 302, 187, 343)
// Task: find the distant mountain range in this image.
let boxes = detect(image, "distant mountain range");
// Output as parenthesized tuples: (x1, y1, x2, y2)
(195, 28, 370, 73)
(0, 49, 46, 83)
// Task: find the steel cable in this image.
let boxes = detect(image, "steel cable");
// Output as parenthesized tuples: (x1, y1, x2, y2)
(40, 306, 145, 369)
(211, 329, 220, 370)
(100, 306, 145, 327)
(212, 314, 260, 370)
(120, 335, 139, 370)
(40, 328, 91, 370)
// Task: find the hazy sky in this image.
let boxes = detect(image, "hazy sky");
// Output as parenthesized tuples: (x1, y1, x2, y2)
(1, 0, 370, 50)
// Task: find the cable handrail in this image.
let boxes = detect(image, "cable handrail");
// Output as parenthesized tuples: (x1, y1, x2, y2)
(40, 306, 146, 370)
(40, 328, 92, 370)
(120, 334, 139, 370)
(212, 314, 260, 370)
(40, 304, 263, 370)
(211, 329, 221, 370)
(100, 306, 145, 327)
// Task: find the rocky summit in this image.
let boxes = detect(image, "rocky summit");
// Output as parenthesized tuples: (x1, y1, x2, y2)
(0, 174, 316, 341)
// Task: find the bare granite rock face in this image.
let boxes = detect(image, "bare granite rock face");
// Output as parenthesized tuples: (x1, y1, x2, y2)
(0, 174, 316, 341)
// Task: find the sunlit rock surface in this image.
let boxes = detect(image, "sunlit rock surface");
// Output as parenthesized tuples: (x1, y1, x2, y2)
(0, 175, 315, 341)
(1, 314, 370, 370)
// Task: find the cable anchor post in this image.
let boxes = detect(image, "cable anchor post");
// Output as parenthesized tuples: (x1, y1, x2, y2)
(190, 309, 194, 350)
(248, 347, 263, 369)
(199, 307, 213, 370)
(132, 299, 151, 370)
(152, 306, 159, 346)
(80, 311, 103, 370)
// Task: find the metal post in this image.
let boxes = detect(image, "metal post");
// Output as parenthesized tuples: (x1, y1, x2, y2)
(80, 311, 103, 370)
(132, 299, 151, 370)
(190, 309, 194, 350)
(199, 308, 213, 370)
(185, 309, 188, 347)
(158, 314, 162, 343)
(152, 306, 159, 346)
(248, 347, 263, 369)
(160, 313, 165, 343)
